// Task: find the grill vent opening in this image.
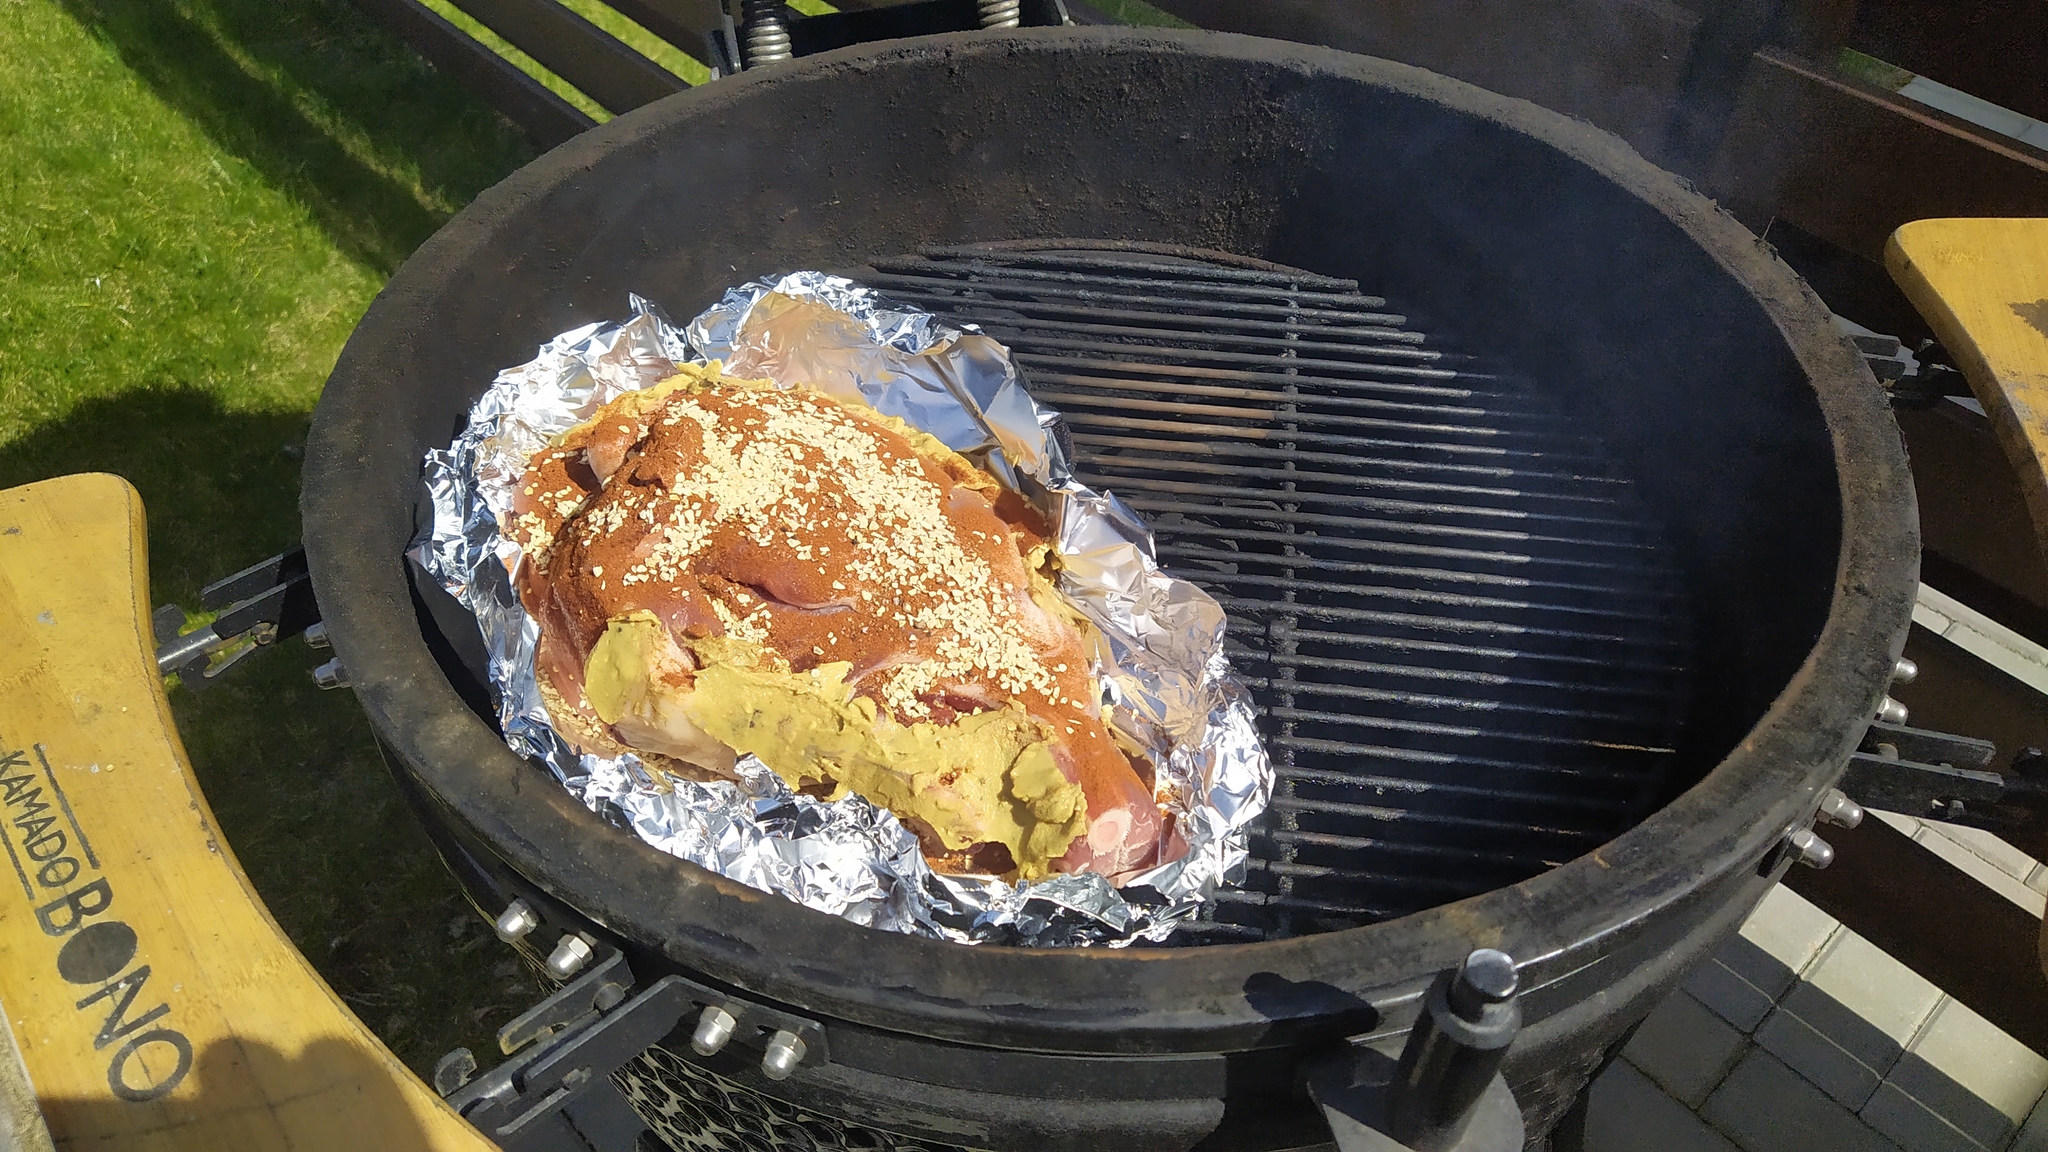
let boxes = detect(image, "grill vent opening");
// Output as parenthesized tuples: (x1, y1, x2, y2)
(862, 241, 1697, 943)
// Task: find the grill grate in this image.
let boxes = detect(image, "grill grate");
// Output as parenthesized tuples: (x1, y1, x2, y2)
(862, 242, 1696, 943)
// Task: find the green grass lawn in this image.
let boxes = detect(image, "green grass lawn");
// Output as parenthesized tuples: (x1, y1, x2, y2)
(0, 0, 1192, 1083)
(0, 0, 541, 1074)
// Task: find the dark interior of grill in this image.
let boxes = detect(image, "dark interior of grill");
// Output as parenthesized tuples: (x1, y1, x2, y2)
(857, 241, 1695, 942)
(379, 36, 1857, 955)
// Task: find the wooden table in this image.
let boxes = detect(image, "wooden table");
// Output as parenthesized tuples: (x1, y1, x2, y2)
(0, 474, 496, 1151)
(1888, 217, 2048, 979)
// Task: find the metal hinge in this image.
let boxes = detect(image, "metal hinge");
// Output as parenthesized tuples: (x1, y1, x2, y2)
(1841, 721, 2048, 831)
(436, 951, 827, 1152)
(153, 546, 323, 688)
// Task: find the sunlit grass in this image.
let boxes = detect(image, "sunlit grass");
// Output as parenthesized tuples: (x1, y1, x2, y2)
(0, 0, 541, 1075)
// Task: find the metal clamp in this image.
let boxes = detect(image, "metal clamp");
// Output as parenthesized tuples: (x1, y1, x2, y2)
(437, 951, 830, 1150)
(153, 546, 322, 688)
(1838, 721, 2048, 832)
(708, 0, 1071, 75)
(442, 955, 695, 1151)
(1309, 950, 1524, 1152)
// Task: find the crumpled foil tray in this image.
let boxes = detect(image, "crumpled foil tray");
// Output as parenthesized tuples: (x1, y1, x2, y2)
(412, 273, 1271, 946)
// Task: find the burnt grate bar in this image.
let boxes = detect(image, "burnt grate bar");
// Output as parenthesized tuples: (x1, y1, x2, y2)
(864, 242, 1696, 943)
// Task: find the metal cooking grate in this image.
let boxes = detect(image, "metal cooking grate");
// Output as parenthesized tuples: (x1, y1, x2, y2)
(861, 242, 1697, 943)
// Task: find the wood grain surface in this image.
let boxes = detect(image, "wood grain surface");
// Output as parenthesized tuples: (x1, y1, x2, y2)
(1887, 218, 2048, 982)
(0, 474, 495, 1150)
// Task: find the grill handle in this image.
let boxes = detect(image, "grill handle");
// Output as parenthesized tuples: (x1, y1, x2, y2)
(1307, 949, 1525, 1152)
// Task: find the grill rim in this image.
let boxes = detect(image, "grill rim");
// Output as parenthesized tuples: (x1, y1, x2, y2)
(302, 26, 1918, 1058)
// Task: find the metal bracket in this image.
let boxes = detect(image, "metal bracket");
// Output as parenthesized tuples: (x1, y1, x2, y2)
(707, 0, 1070, 75)
(437, 952, 829, 1151)
(1308, 951, 1524, 1152)
(153, 546, 321, 687)
(1841, 721, 2048, 830)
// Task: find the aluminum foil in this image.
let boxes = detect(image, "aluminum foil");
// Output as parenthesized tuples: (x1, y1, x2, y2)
(411, 273, 1272, 946)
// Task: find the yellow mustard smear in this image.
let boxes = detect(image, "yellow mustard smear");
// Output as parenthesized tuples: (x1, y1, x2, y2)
(583, 613, 1087, 878)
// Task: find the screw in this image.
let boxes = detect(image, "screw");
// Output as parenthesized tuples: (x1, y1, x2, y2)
(546, 933, 594, 980)
(761, 1030, 807, 1080)
(1817, 789, 1864, 829)
(494, 898, 540, 942)
(1892, 657, 1918, 685)
(1876, 696, 1908, 725)
(691, 1006, 737, 1055)
(312, 657, 350, 690)
(1786, 827, 1834, 869)
(304, 621, 331, 650)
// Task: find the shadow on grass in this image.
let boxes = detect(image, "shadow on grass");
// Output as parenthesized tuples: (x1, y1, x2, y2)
(53, 0, 534, 277)
(0, 388, 539, 1074)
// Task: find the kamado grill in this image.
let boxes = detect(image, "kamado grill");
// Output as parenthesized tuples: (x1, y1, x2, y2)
(295, 25, 1917, 1152)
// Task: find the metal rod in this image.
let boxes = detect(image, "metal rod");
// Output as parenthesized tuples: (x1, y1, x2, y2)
(866, 273, 1408, 326)
(1262, 703, 1680, 755)
(1094, 455, 1626, 509)
(1036, 390, 1587, 443)
(1069, 432, 1625, 487)
(1266, 734, 1650, 782)
(1192, 570, 1671, 625)
(1240, 626, 1689, 675)
(1030, 370, 1535, 421)
(1269, 765, 1632, 813)
(1000, 332, 1463, 377)
(967, 313, 1450, 362)
(1159, 542, 1671, 599)
(1127, 497, 1663, 556)
(1246, 678, 1659, 728)
(1060, 412, 1602, 464)
(1018, 352, 1482, 399)
(1100, 475, 1639, 532)
(1232, 649, 1679, 699)
(898, 248, 1370, 293)
(895, 288, 1424, 342)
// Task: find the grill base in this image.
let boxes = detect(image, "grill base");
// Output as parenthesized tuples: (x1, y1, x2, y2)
(865, 241, 1696, 942)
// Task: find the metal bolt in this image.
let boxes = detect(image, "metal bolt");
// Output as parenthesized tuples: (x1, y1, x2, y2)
(546, 933, 594, 980)
(976, 0, 1023, 27)
(761, 1030, 807, 1080)
(494, 898, 540, 942)
(311, 657, 350, 690)
(304, 621, 331, 650)
(1786, 827, 1834, 870)
(1446, 948, 1518, 1020)
(1876, 696, 1908, 725)
(1816, 788, 1864, 829)
(1892, 657, 1918, 685)
(691, 1006, 737, 1055)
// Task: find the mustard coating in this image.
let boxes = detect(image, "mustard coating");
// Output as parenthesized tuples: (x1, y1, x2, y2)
(583, 613, 1089, 878)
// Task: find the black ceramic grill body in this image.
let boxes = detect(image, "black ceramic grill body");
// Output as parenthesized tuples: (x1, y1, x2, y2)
(301, 28, 1919, 1151)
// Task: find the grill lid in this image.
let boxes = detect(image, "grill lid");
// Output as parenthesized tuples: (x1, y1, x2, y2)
(864, 242, 1697, 941)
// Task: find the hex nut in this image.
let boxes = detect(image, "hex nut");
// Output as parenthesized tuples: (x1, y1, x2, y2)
(761, 1030, 807, 1080)
(1786, 827, 1834, 870)
(691, 1006, 737, 1056)
(545, 933, 594, 980)
(1817, 788, 1864, 829)
(494, 898, 540, 943)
